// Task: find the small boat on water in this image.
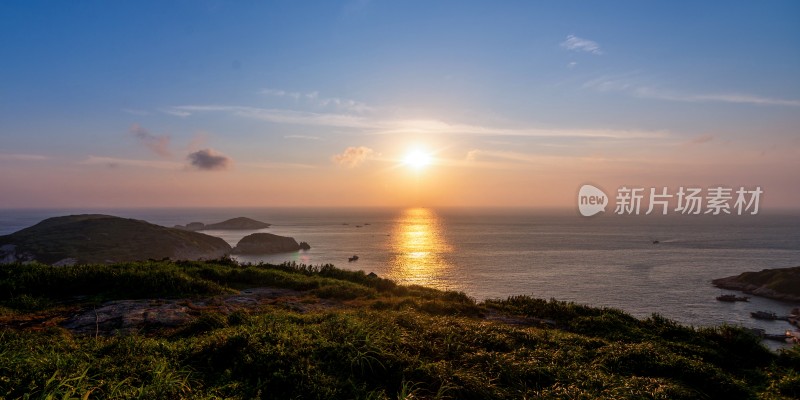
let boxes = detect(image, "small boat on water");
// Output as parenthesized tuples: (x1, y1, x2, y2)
(348, 255, 359, 262)
(751, 311, 779, 320)
(652, 240, 660, 244)
(716, 294, 750, 302)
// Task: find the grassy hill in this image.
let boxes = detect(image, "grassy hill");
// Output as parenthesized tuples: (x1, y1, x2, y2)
(713, 266, 800, 302)
(0, 215, 231, 264)
(0, 259, 798, 399)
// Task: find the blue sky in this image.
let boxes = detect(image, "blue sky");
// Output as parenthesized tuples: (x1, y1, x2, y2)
(1, 1, 798, 208)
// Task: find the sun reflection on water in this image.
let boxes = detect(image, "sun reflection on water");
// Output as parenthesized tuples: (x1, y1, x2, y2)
(388, 208, 454, 289)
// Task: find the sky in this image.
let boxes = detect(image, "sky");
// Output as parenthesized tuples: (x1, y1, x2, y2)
(1, 1, 799, 209)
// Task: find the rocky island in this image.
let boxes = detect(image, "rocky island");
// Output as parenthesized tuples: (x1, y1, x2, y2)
(0, 214, 231, 265)
(232, 233, 311, 255)
(712, 266, 800, 302)
(174, 217, 271, 231)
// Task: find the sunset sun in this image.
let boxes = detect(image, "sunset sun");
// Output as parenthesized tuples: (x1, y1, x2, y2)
(403, 149, 433, 171)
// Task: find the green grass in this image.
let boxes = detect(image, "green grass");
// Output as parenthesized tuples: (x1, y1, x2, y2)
(0, 259, 798, 399)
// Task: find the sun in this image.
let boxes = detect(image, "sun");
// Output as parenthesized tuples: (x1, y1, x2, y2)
(403, 149, 433, 171)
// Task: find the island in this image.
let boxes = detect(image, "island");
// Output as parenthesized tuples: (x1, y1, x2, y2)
(0, 214, 231, 265)
(174, 217, 271, 231)
(712, 266, 800, 302)
(231, 232, 311, 255)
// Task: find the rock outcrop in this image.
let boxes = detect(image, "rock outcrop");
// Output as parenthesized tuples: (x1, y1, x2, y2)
(59, 287, 334, 335)
(712, 266, 800, 302)
(232, 233, 309, 255)
(174, 217, 271, 231)
(0, 214, 232, 265)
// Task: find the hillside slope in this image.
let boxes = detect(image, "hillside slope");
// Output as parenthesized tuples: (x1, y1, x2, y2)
(0, 214, 231, 265)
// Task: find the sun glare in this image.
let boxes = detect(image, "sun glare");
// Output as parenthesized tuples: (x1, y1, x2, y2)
(403, 149, 432, 171)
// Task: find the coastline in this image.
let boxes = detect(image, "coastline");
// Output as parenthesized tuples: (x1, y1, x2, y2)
(712, 267, 800, 303)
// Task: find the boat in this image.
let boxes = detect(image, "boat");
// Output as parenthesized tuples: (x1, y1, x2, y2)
(348, 255, 359, 262)
(751, 311, 779, 320)
(652, 240, 659, 244)
(716, 294, 750, 302)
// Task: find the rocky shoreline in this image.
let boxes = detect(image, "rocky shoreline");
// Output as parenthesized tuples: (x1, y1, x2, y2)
(712, 266, 800, 303)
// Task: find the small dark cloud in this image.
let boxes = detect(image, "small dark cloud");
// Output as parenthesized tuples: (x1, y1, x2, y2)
(129, 123, 171, 157)
(187, 148, 232, 170)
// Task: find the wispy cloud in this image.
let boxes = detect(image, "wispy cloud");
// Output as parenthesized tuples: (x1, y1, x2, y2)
(687, 93, 800, 107)
(686, 134, 714, 145)
(244, 161, 317, 169)
(122, 108, 151, 116)
(261, 88, 371, 112)
(332, 146, 375, 168)
(129, 123, 171, 157)
(463, 149, 665, 170)
(187, 148, 232, 171)
(168, 106, 371, 129)
(561, 35, 603, 55)
(466, 149, 548, 164)
(372, 119, 667, 139)
(0, 153, 49, 161)
(170, 104, 667, 140)
(161, 108, 192, 117)
(284, 134, 322, 140)
(584, 75, 800, 107)
(81, 156, 181, 170)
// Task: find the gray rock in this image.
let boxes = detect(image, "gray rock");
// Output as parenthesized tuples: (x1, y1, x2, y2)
(52, 258, 78, 267)
(0, 244, 34, 264)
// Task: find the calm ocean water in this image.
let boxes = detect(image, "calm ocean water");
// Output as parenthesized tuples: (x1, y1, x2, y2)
(2, 207, 799, 346)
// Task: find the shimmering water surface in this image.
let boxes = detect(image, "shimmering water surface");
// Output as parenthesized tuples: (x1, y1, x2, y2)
(2, 208, 799, 347)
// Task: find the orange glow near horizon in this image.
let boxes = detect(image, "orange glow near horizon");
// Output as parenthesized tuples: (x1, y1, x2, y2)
(388, 208, 453, 288)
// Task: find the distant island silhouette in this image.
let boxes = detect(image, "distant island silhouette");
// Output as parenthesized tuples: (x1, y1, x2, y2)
(174, 217, 271, 231)
(0, 215, 308, 265)
(0, 214, 230, 265)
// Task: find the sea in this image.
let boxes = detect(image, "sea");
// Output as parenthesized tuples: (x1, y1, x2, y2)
(2, 207, 799, 349)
